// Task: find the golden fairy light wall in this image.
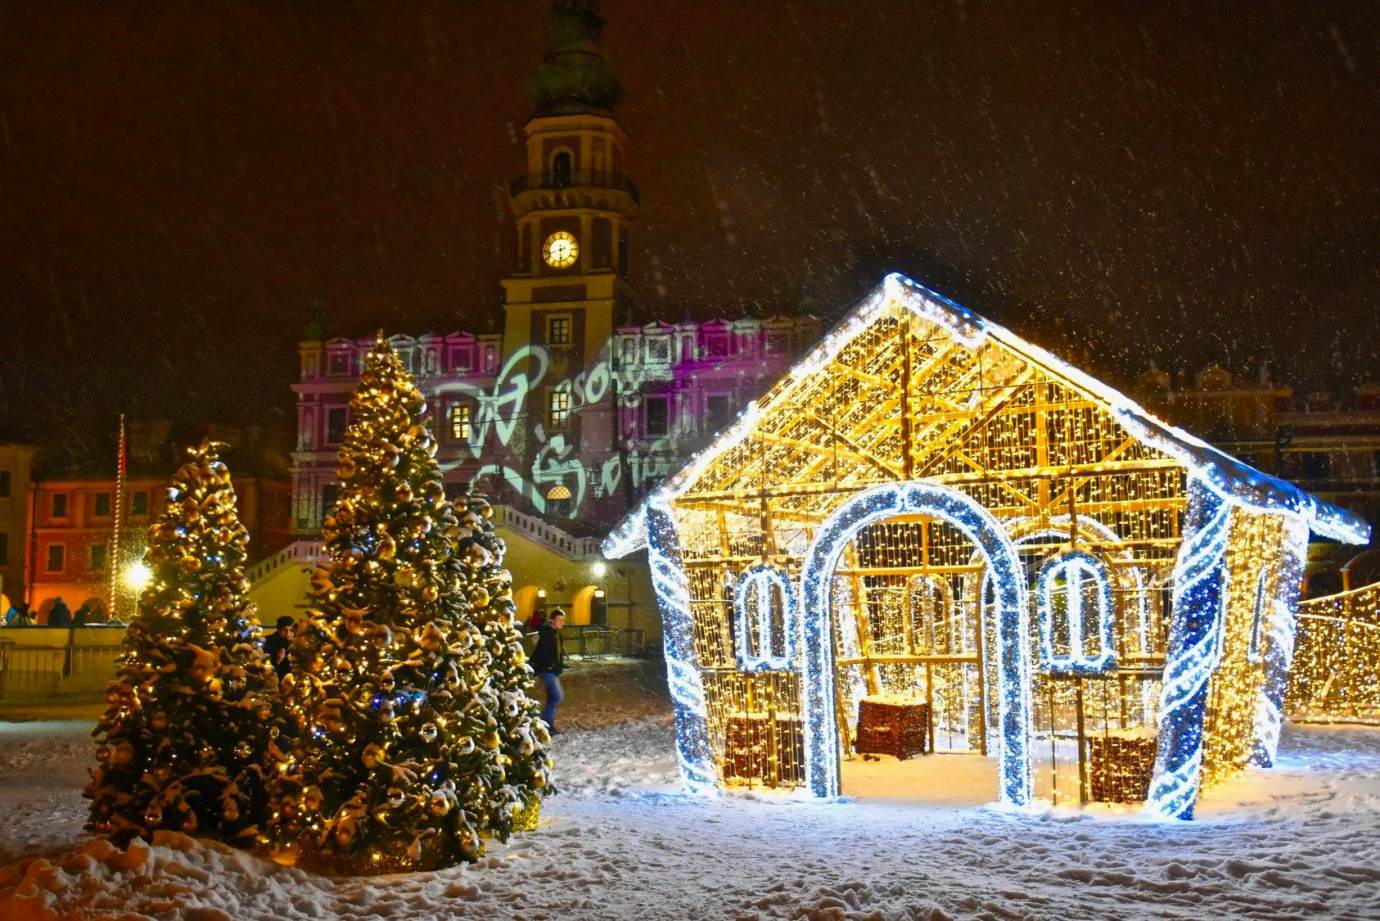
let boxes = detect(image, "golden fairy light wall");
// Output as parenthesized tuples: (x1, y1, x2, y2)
(1288, 581, 1380, 723)
(1200, 509, 1288, 787)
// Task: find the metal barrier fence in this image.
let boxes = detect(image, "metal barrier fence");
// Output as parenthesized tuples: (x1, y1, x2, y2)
(527, 626, 648, 659)
(0, 639, 123, 700)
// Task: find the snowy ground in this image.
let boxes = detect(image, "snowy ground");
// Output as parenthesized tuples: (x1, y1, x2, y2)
(2, 676, 1379, 919)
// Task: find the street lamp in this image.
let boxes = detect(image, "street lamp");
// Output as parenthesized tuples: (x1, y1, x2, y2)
(124, 561, 152, 591)
(591, 560, 607, 579)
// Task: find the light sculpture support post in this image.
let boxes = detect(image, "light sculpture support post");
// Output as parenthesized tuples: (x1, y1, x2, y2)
(1146, 477, 1231, 820)
(645, 501, 718, 793)
(1250, 514, 1310, 767)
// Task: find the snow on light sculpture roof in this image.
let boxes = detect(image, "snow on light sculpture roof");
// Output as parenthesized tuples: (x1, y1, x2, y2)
(602, 272, 1370, 557)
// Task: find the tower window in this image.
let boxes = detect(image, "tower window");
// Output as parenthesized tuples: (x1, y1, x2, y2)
(548, 391, 571, 430)
(546, 315, 572, 346)
(551, 151, 573, 188)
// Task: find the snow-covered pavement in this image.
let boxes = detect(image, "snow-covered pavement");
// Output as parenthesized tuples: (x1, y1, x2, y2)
(1, 715, 1378, 920)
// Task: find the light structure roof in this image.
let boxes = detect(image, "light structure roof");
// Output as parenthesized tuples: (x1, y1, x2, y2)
(603, 273, 1370, 557)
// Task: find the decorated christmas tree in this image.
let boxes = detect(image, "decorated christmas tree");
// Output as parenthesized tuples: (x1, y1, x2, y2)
(85, 441, 284, 846)
(274, 335, 551, 872)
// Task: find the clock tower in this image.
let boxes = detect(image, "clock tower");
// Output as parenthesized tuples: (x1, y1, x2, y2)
(501, 0, 637, 446)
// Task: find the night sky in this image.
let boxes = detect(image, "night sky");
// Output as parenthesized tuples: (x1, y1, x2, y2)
(2, 1, 1377, 463)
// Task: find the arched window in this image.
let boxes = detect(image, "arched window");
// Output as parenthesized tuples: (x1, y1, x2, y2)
(551, 150, 573, 188)
(1247, 567, 1270, 663)
(732, 564, 796, 671)
(1036, 551, 1116, 674)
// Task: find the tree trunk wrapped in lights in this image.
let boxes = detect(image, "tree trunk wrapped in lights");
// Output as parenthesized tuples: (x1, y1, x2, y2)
(274, 334, 552, 872)
(85, 440, 285, 846)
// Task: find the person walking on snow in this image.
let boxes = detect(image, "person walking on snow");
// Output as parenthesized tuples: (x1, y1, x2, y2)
(530, 608, 566, 733)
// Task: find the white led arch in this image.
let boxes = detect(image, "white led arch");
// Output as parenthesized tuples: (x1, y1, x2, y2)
(798, 481, 1034, 806)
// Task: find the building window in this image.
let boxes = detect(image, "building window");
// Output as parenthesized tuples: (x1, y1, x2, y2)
(89, 542, 107, 572)
(645, 395, 670, 437)
(1300, 452, 1331, 480)
(551, 150, 573, 188)
(449, 403, 472, 441)
(447, 346, 472, 372)
(51, 493, 68, 518)
(645, 337, 670, 364)
(321, 485, 340, 516)
(94, 492, 111, 517)
(326, 407, 348, 445)
(45, 544, 65, 572)
(702, 334, 729, 358)
(706, 394, 732, 433)
(765, 331, 789, 355)
(0, 532, 8, 566)
(0, 470, 9, 497)
(546, 315, 572, 346)
(327, 350, 352, 376)
(548, 391, 571, 430)
(131, 491, 149, 516)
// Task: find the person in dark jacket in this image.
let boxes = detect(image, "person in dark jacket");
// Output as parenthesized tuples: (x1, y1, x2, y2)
(530, 608, 566, 732)
(262, 616, 295, 680)
(47, 598, 73, 627)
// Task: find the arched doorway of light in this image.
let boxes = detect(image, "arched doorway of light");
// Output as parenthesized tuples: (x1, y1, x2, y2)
(799, 481, 1034, 807)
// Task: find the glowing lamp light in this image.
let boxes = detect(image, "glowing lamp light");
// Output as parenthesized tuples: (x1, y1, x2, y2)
(125, 561, 152, 591)
(591, 561, 607, 578)
(545, 484, 572, 501)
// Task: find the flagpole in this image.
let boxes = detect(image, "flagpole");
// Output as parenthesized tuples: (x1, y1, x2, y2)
(109, 414, 126, 619)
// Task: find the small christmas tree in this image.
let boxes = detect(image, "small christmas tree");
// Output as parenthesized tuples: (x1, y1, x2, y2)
(275, 335, 551, 872)
(85, 441, 284, 846)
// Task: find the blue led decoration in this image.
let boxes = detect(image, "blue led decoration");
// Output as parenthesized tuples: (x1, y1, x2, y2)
(1251, 515, 1309, 768)
(798, 481, 1033, 806)
(1145, 477, 1231, 820)
(732, 564, 797, 672)
(1036, 551, 1117, 675)
(644, 500, 718, 794)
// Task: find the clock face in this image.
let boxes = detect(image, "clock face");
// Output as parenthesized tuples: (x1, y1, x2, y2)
(542, 231, 579, 269)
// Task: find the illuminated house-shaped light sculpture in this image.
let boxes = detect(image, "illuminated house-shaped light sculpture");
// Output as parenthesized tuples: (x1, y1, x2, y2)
(602, 273, 1368, 820)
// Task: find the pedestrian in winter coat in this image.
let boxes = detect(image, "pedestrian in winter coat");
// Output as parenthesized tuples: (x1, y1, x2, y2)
(530, 609, 566, 732)
(262, 616, 295, 680)
(7, 602, 32, 626)
(47, 598, 73, 628)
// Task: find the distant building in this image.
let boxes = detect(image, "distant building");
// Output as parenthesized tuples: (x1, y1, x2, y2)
(28, 422, 293, 619)
(291, 1, 818, 536)
(0, 441, 37, 610)
(1132, 364, 1380, 593)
